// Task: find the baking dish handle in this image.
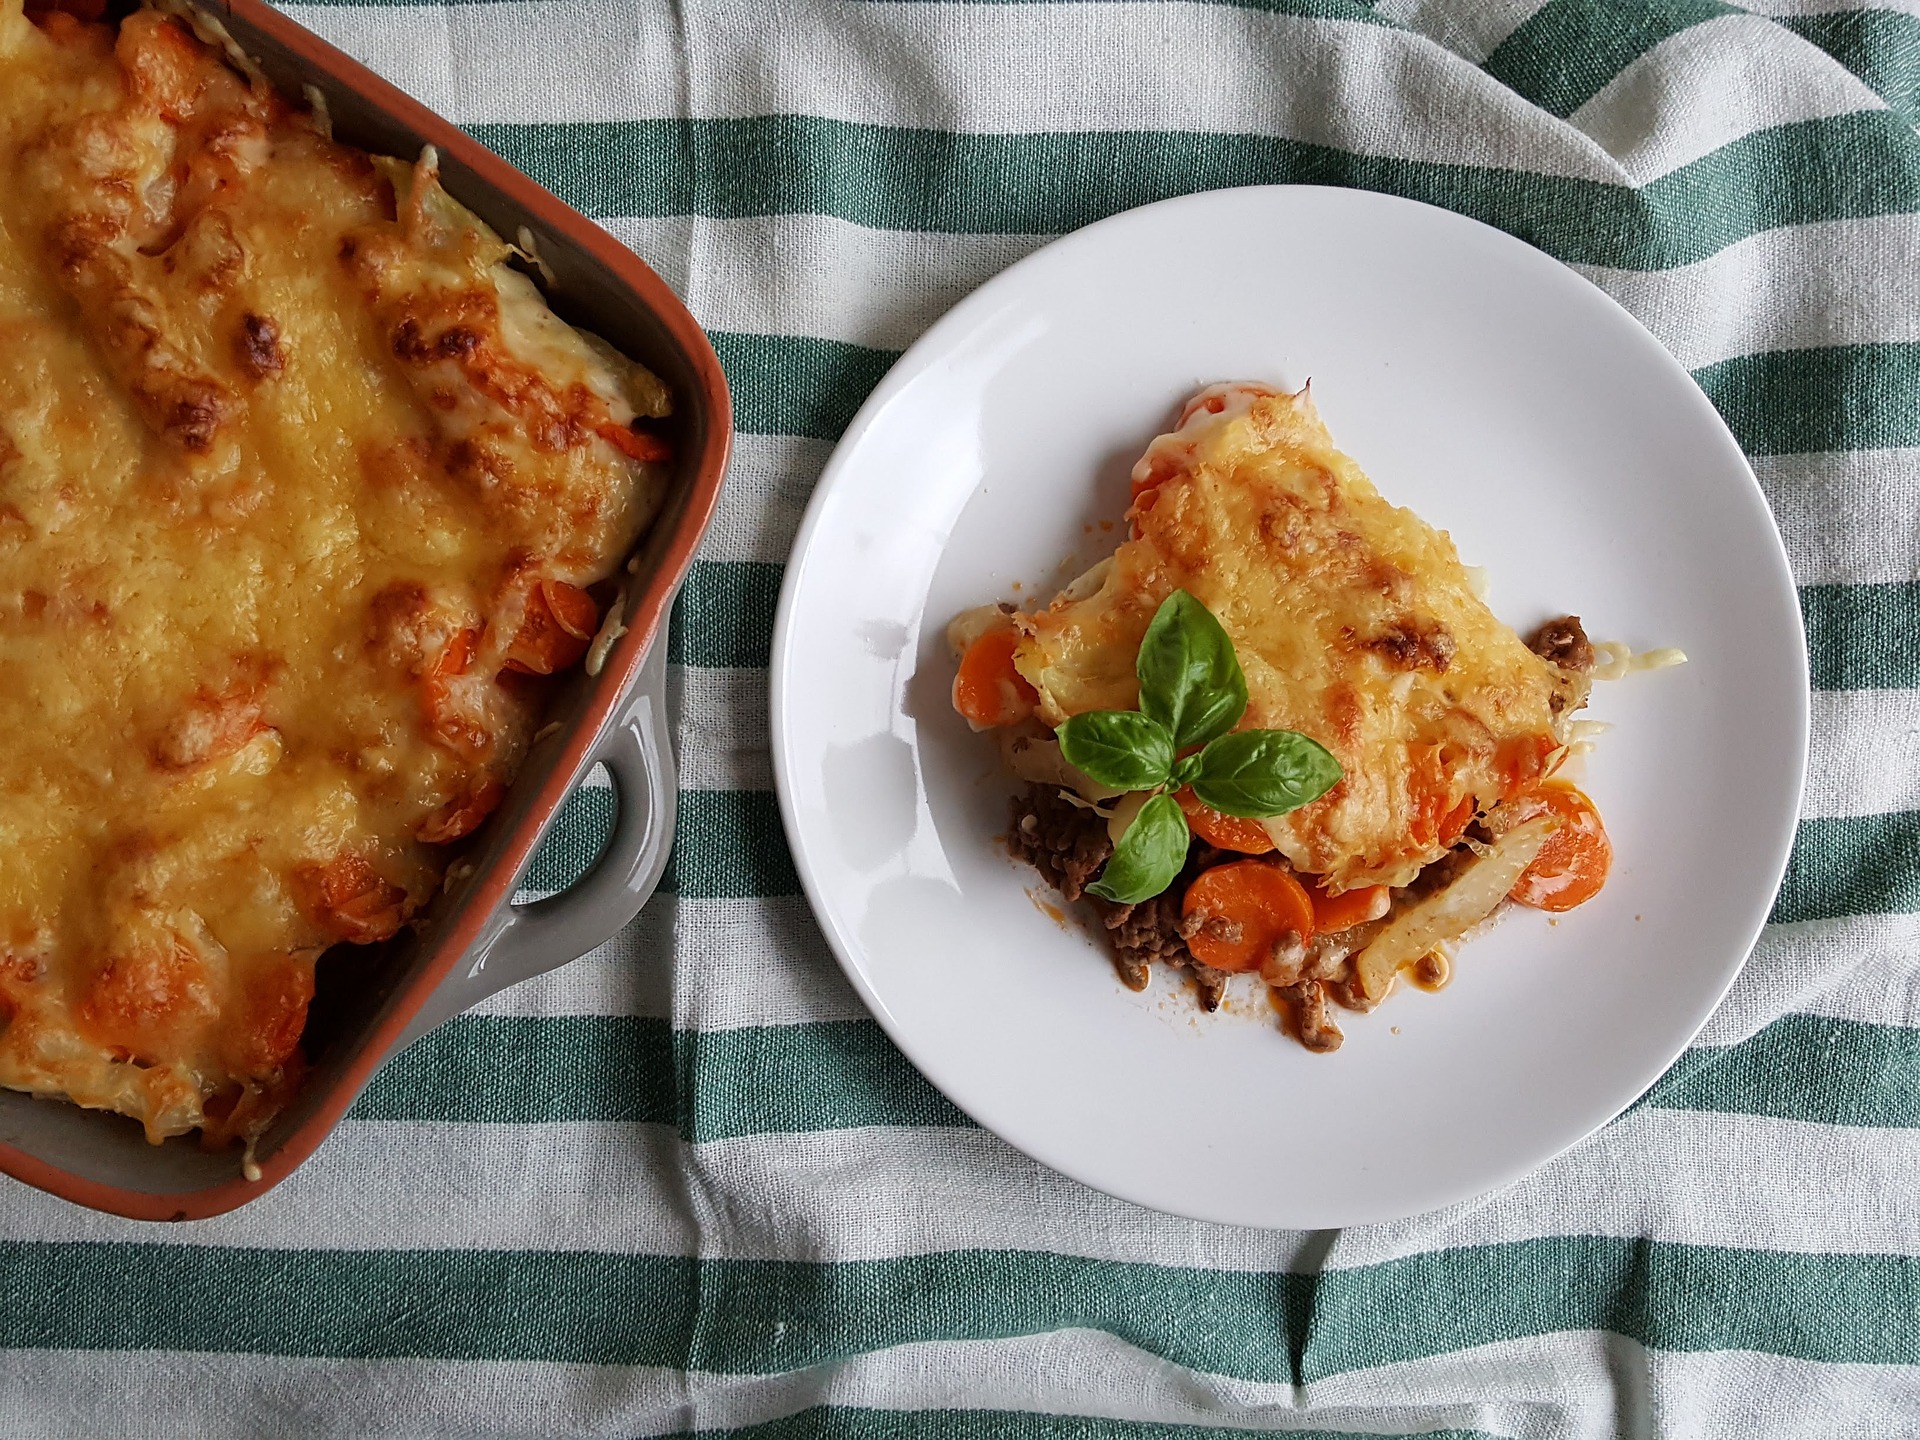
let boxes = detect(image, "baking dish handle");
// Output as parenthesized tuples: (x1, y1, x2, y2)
(392, 632, 677, 1048)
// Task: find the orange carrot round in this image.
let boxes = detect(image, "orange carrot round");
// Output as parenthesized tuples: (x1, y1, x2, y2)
(1175, 787, 1274, 854)
(1182, 860, 1315, 973)
(1508, 783, 1611, 912)
(430, 627, 477, 681)
(952, 627, 1037, 728)
(420, 627, 492, 759)
(1409, 748, 1475, 848)
(504, 580, 598, 676)
(597, 421, 673, 464)
(1495, 733, 1558, 799)
(418, 779, 504, 844)
(294, 855, 407, 943)
(1310, 881, 1390, 933)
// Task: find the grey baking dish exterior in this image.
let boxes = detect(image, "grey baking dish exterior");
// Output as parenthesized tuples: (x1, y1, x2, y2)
(0, 0, 732, 1219)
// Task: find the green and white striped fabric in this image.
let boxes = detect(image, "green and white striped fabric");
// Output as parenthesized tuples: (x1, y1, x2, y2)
(6, 0, 1919, 1433)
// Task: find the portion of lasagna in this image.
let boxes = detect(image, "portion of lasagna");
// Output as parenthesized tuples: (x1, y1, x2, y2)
(0, 1, 671, 1142)
(952, 383, 1625, 1051)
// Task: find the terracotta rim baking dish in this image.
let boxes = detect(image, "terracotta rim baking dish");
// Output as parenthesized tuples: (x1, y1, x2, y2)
(0, 0, 732, 1220)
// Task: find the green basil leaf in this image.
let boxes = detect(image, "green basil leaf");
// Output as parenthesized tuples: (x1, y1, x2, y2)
(1087, 792, 1190, 904)
(1136, 590, 1248, 750)
(1169, 752, 1205, 789)
(1190, 730, 1343, 818)
(1057, 710, 1173, 791)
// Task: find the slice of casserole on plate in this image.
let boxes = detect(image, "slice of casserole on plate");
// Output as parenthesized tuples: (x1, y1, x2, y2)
(951, 383, 1669, 1049)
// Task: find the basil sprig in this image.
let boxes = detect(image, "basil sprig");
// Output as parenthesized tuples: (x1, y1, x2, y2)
(1090, 793, 1189, 907)
(1137, 590, 1249, 750)
(1055, 709, 1173, 791)
(1058, 590, 1342, 905)
(1189, 729, 1343, 819)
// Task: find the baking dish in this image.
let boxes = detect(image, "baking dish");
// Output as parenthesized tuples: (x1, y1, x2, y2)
(0, 0, 731, 1220)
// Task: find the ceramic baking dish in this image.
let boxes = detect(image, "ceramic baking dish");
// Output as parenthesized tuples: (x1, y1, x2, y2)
(0, 0, 731, 1220)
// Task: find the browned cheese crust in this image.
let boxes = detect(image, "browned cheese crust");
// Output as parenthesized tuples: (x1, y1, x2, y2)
(1011, 385, 1587, 894)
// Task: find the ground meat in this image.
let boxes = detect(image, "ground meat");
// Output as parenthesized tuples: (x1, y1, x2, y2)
(1009, 785, 1234, 999)
(1186, 960, 1231, 1011)
(1302, 931, 1356, 982)
(1100, 879, 1238, 1008)
(1528, 614, 1594, 673)
(1278, 980, 1344, 1052)
(1259, 929, 1310, 987)
(1324, 973, 1380, 1013)
(1405, 842, 1478, 899)
(1008, 783, 1362, 1039)
(1105, 946, 1152, 993)
(1100, 890, 1193, 992)
(1007, 784, 1111, 903)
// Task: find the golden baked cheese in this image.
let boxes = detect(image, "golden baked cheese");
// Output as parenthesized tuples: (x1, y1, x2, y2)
(0, 0, 671, 1144)
(1012, 383, 1585, 893)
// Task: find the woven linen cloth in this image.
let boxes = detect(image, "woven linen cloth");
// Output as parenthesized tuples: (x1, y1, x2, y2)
(4, 0, 1918, 1434)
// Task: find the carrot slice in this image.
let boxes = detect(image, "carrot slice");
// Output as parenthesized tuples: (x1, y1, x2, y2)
(1310, 881, 1390, 933)
(152, 684, 268, 770)
(1495, 733, 1558, 798)
(1182, 860, 1315, 974)
(1508, 783, 1611, 912)
(429, 627, 477, 681)
(544, 579, 599, 638)
(27, 0, 108, 19)
(418, 779, 504, 843)
(294, 855, 407, 943)
(1409, 747, 1476, 848)
(418, 627, 493, 759)
(224, 955, 317, 1075)
(1175, 787, 1274, 854)
(952, 627, 1037, 729)
(1438, 795, 1475, 848)
(597, 420, 672, 464)
(503, 580, 598, 676)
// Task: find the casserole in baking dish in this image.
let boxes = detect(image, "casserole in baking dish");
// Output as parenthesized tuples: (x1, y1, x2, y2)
(0, 0, 730, 1217)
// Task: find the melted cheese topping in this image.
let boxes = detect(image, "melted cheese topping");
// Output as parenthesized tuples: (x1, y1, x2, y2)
(0, 1, 670, 1143)
(1012, 384, 1586, 892)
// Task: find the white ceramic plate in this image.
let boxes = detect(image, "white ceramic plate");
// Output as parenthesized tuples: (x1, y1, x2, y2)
(769, 186, 1808, 1230)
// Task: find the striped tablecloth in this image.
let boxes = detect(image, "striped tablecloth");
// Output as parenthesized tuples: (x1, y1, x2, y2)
(6, 0, 1918, 1434)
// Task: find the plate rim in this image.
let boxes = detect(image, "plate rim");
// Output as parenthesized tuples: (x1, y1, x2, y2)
(769, 182, 1811, 1229)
